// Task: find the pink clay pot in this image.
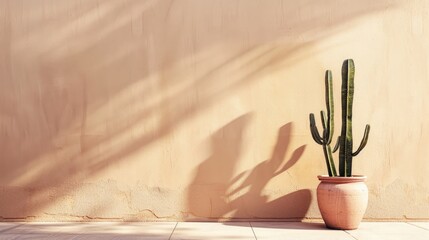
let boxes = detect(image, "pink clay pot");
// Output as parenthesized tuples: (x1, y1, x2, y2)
(317, 175, 368, 230)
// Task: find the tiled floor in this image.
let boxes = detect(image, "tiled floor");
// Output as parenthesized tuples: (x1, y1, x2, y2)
(0, 222, 428, 240)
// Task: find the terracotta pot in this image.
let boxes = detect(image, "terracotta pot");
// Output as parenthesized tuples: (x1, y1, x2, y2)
(317, 175, 368, 230)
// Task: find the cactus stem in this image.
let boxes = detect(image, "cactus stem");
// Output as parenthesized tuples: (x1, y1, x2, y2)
(323, 144, 337, 176)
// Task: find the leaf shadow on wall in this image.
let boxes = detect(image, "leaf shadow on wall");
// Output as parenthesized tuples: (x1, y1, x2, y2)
(187, 116, 308, 220)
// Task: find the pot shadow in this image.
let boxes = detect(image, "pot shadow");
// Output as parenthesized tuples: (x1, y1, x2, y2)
(186, 118, 310, 221)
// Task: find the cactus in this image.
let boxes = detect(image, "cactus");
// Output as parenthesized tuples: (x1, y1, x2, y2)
(338, 59, 370, 176)
(309, 70, 338, 177)
(309, 59, 370, 177)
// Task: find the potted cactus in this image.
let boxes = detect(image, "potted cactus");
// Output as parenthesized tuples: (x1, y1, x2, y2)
(309, 59, 370, 230)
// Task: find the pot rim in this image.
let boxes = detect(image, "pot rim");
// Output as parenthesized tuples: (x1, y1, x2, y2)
(318, 175, 367, 183)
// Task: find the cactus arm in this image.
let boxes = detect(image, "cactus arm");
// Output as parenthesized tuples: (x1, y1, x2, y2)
(325, 70, 334, 144)
(352, 124, 370, 156)
(310, 114, 324, 145)
(332, 136, 341, 153)
(312, 111, 337, 176)
(339, 59, 355, 177)
(310, 126, 324, 145)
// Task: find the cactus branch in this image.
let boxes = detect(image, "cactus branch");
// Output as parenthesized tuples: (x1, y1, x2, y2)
(309, 114, 324, 145)
(325, 70, 334, 144)
(352, 124, 370, 156)
(332, 136, 341, 153)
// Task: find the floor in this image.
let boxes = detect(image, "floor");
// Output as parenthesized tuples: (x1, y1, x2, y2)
(0, 221, 428, 240)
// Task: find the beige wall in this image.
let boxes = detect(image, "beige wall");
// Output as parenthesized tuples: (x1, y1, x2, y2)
(0, 0, 428, 221)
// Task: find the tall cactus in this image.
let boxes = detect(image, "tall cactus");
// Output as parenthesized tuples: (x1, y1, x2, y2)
(309, 71, 338, 177)
(339, 59, 370, 177)
(309, 59, 370, 177)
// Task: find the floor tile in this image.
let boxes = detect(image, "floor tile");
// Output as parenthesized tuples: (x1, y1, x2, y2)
(0, 234, 152, 240)
(408, 222, 429, 231)
(0, 222, 21, 232)
(171, 222, 255, 240)
(1, 222, 68, 234)
(347, 222, 429, 240)
(54, 222, 176, 236)
(0, 234, 74, 240)
(251, 222, 355, 240)
(2, 222, 177, 240)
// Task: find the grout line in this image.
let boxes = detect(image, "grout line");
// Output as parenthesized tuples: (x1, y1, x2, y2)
(168, 222, 178, 240)
(0, 223, 23, 234)
(344, 230, 359, 240)
(249, 222, 258, 240)
(406, 222, 429, 231)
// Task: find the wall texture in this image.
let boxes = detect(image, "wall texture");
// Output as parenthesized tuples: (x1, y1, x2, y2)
(0, 0, 428, 221)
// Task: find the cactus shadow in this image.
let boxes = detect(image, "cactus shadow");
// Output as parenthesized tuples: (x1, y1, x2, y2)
(225, 123, 309, 220)
(186, 121, 310, 220)
(186, 114, 253, 220)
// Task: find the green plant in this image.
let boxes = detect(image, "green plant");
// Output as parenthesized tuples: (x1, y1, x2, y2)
(309, 59, 370, 177)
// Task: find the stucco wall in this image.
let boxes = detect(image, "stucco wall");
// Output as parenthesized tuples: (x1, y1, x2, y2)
(0, 0, 428, 221)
